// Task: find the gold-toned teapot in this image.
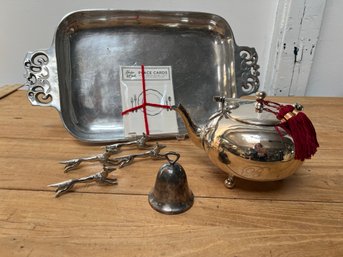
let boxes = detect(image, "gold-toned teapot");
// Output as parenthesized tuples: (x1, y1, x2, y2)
(173, 92, 304, 188)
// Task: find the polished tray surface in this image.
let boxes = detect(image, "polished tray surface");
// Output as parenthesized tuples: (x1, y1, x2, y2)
(24, 10, 260, 142)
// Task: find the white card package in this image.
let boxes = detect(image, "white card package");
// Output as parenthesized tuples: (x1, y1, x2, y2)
(120, 66, 178, 137)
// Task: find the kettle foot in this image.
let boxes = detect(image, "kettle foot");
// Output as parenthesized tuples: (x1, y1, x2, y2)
(224, 176, 236, 189)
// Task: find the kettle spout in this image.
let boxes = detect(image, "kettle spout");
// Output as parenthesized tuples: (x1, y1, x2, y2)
(172, 104, 202, 148)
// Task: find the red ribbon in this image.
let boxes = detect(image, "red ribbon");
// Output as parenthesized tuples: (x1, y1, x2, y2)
(257, 98, 319, 160)
(121, 65, 171, 135)
(141, 65, 150, 135)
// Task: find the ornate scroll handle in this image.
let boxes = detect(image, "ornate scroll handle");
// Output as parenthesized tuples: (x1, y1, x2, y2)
(234, 45, 260, 98)
(24, 48, 60, 110)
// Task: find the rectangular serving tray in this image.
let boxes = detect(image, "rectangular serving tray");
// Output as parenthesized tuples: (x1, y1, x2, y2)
(24, 10, 260, 143)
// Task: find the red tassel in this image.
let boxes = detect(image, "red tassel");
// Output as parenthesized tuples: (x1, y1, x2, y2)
(276, 105, 319, 161)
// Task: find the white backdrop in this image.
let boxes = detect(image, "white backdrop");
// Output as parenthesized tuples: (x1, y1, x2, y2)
(0, 0, 277, 91)
(1, 0, 342, 96)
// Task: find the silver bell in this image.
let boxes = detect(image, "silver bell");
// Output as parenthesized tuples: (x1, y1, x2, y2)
(148, 152, 194, 214)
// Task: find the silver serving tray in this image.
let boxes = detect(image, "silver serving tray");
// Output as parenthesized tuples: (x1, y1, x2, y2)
(24, 10, 260, 143)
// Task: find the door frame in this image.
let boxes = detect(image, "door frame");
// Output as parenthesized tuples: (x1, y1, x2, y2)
(264, 0, 326, 96)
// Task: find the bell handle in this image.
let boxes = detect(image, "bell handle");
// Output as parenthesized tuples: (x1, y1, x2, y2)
(164, 151, 180, 165)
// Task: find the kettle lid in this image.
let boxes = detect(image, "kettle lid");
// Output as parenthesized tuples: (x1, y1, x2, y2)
(226, 100, 280, 126)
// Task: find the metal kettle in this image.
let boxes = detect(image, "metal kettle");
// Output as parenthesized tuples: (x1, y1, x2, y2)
(173, 92, 302, 188)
